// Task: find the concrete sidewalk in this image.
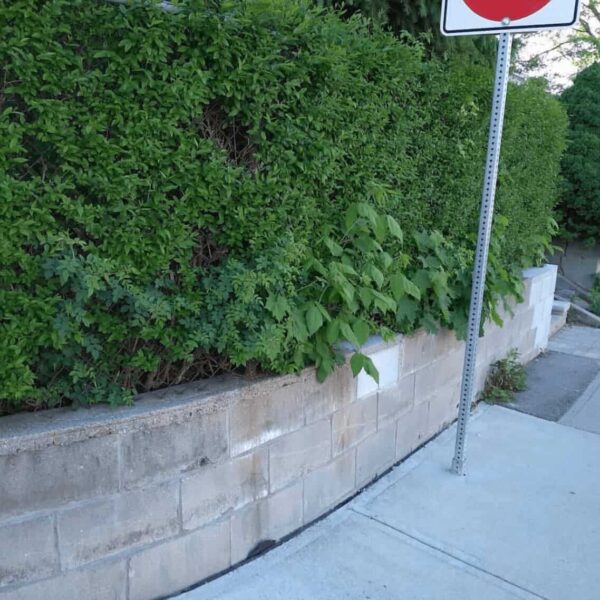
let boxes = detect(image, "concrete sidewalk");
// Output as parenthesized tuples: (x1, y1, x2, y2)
(180, 328, 600, 600)
(509, 325, 600, 434)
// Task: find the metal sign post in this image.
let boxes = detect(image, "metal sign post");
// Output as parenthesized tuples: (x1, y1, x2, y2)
(451, 32, 512, 476)
(441, 0, 581, 475)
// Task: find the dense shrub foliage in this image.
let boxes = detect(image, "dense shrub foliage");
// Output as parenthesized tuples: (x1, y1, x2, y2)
(319, 0, 497, 63)
(558, 63, 600, 242)
(0, 0, 566, 412)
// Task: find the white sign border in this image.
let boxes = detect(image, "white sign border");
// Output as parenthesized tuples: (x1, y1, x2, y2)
(441, 0, 581, 36)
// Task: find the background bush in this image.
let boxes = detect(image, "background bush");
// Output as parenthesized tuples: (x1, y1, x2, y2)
(557, 63, 600, 242)
(0, 0, 566, 413)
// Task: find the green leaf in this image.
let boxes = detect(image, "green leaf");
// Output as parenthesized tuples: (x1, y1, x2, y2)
(356, 202, 378, 228)
(317, 363, 330, 383)
(414, 269, 431, 293)
(386, 215, 403, 243)
(324, 237, 344, 257)
(335, 262, 359, 277)
(372, 290, 397, 313)
(326, 319, 341, 345)
(374, 214, 388, 242)
(306, 303, 324, 336)
(396, 297, 419, 325)
(490, 305, 504, 327)
(363, 355, 380, 384)
(358, 286, 373, 309)
(422, 314, 440, 334)
(380, 252, 393, 270)
(353, 319, 370, 346)
(340, 321, 361, 349)
(390, 273, 405, 300)
(390, 273, 420, 301)
(404, 276, 422, 300)
(266, 294, 290, 321)
(334, 274, 356, 306)
(354, 235, 379, 253)
(350, 352, 366, 377)
(369, 265, 384, 288)
(344, 204, 358, 233)
(290, 310, 309, 342)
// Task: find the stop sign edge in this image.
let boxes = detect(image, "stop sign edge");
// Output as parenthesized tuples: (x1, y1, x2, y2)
(441, 0, 581, 36)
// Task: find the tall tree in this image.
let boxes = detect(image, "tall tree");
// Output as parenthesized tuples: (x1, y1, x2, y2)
(558, 63, 600, 241)
(517, 0, 600, 89)
(564, 0, 600, 64)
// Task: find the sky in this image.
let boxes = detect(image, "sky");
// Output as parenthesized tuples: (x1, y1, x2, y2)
(517, 30, 579, 90)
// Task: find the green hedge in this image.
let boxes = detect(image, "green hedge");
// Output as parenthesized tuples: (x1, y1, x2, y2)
(0, 0, 566, 413)
(318, 0, 498, 64)
(558, 63, 600, 242)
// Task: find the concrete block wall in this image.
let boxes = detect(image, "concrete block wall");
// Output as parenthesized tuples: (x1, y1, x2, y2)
(0, 266, 557, 600)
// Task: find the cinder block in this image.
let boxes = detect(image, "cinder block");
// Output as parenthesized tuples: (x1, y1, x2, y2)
(269, 420, 331, 492)
(304, 366, 355, 424)
(396, 401, 429, 461)
(516, 329, 538, 363)
(229, 379, 305, 457)
(181, 449, 268, 531)
(413, 349, 464, 405)
(356, 425, 396, 486)
(0, 515, 58, 587)
(402, 329, 463, 375)
(0, 558, 126, 600)
(0, 437, 119, 519)
(120, 409, 228, 489)
(230, 482, 303, 565)
(475, 364, 490, 397)
(426, 379, 460, 437)
(476, 331, 493, 369)
(57, 481, 179, 569)
(377, 374, 415, 424)
(129, 520, 230, 600)
(483, 316, 523, 366)
(303, 451, 355, 523)
(332, 394, 377, 455)
(479, 329, 501, 366)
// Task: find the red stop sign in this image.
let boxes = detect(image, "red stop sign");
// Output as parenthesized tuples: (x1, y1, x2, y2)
(464, 0, 552, 21)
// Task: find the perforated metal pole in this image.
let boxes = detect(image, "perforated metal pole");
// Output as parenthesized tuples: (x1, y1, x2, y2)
(452, 33, 513, 476)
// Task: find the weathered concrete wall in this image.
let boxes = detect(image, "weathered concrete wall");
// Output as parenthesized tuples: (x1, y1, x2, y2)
(0, 266, 557, 600)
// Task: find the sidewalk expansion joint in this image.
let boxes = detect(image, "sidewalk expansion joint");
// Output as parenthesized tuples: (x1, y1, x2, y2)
(349, 507, 549, 600)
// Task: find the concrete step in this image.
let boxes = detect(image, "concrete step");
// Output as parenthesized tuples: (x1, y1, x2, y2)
(568, 302, 600, 329)
(550, 299, 570, 336)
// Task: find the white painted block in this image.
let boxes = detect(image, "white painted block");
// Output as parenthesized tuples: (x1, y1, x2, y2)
(527, 279, 544, 309)
(356, 369, 378, 399)
(357, 342, 401, 399)
(372, 345, 400, 390)
(523, 265, 557, 308)
(534, 296, 554, 350)
(543, 267, 558, 299)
